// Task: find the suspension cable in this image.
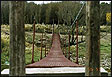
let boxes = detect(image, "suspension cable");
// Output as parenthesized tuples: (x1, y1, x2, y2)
(71, 1, 86, 27)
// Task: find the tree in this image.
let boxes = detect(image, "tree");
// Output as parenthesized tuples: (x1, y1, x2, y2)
(1, 1, 9, 24)
(1, 1, 111, 25)
(45, 3, 51, 24)
(100, 2, 111, 25)
(38, 4, 41, 23)
(85, 1, 100, 76)
(9, 1, 25, 76)
(40, 3, 47, 24)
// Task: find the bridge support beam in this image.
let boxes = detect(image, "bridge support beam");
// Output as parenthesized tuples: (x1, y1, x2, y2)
(85, 1, 100, 76)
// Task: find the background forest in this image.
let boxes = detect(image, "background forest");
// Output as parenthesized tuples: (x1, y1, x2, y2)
(1, 1, 111, 25)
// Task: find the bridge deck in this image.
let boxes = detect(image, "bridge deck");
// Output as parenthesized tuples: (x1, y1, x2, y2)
(26, 34, 82, 68)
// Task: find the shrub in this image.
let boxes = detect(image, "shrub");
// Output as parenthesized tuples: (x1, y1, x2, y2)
(100, 26, 111, 33)
(1, 37, 9, 64)
(25, 24, 32, 31)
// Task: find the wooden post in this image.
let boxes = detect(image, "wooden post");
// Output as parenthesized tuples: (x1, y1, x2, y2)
(52, 19, 54, 44)
(76, 20, 78, 64)
(81, 26, 84, 41)
(45, 33, 46, 57)
(65, 39, 66, 57)
(40, 33, 43, 59)
(62, 39, 64, 54)
(61, 39, 63, 54)
(68, 32, 70, 60)
(85, 1, 100, 76)
(31, 18, 36, 63)
(9, 1, 25, 76)
(46, 44, 47, 55)
(45, 39, 46, 57)
(53, 19, 54, 34)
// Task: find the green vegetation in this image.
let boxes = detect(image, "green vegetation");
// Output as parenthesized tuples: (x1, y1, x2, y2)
(1, 25, 111, 75)
(100, 26, 111, 33)
(1, 1, 111, 25)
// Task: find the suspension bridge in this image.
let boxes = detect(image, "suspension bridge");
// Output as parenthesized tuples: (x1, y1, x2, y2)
(1, 1, 109, 76)
(1, 32, 108, 76)
(26, 33, 82, 68)
(1, 21, 108, 76)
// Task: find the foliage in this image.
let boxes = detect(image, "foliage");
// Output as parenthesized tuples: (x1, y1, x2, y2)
(106, 13, 111, 23)
(25, 24, 33, 31)
(100, 26, 111, 33)
(100, 2, 111, 25)
(1, 1, 111, 26)
(1, 33, 10, 65)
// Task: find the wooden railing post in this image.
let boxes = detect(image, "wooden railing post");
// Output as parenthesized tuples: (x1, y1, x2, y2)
(40, 32, 43, 60)
(63, 39, 64, 54)
(53, 19, 54, 34)
(68, 31, 70, 60)
(31, 18, 36, 63)
(76, 20, 79, 64)
(65, 39, 66, 57)
(52, 19, 54, 44)
(45, 40, 46, 57)
(45, 33, 46, 57)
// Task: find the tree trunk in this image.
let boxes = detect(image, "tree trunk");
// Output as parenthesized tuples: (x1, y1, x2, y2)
(85, 1, 100, 76)
(9, 1, 25, 76)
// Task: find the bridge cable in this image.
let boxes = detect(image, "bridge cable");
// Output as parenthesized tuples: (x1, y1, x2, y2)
(71, 1, 86, 27)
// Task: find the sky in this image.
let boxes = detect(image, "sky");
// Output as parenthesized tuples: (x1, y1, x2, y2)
(27, 1, 111, 5)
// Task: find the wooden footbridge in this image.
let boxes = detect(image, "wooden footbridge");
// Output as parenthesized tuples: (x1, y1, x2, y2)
(1, 33, 108, 76)
(26, 33, 82, 68)
(1, 1, 109, 76)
